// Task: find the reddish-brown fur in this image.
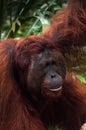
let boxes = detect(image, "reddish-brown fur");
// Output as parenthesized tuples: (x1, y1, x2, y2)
(0, 36, 86, 130)
(43, 0, 86, 70)
(43, 0, 86, 46)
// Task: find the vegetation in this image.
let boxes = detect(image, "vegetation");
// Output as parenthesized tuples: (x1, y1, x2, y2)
(0, 0, 63, 40)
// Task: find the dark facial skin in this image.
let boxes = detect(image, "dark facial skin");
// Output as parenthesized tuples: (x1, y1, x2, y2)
(27, 49, 66, 98)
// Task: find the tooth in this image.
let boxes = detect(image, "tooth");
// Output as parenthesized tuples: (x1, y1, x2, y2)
(49, 86, 62, 92)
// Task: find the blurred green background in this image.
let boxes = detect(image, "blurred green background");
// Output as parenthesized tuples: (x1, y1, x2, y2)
(0, 0, 64, 40)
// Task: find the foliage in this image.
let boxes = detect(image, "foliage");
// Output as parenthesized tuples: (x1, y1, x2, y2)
(0, 0, 63, 40)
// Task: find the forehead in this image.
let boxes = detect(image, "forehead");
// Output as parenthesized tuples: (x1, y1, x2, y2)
(32, 49, 62, 61)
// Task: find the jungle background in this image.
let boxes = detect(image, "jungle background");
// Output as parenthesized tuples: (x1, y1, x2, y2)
(0, 0, 64, 40)
(0, 0, 86, 130)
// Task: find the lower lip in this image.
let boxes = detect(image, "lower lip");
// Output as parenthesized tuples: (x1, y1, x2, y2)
(49, 86, 62, 92)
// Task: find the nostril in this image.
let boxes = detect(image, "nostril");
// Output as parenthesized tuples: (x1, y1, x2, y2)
(51, 74, 56, 78)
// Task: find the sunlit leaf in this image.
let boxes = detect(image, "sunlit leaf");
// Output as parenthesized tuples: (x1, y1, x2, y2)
(77, 75, 86, 84)
(12, 22, 16, 33)
(16, 20, 21, 26)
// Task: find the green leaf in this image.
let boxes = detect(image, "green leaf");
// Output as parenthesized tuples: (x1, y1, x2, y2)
(77, 75, 86, 84)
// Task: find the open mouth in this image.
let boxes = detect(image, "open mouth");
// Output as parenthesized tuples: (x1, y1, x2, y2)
(49, 86, 62, 92)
